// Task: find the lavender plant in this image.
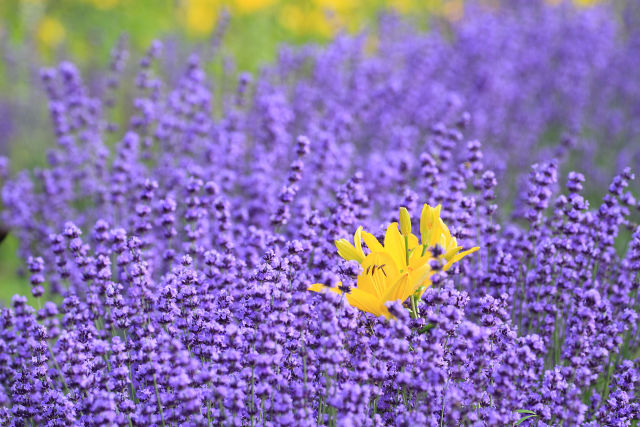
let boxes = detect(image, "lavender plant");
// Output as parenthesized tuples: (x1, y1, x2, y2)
(1, 1, 640, 425)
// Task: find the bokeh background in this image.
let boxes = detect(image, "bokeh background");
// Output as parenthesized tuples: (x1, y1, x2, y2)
(0, 0, 606, 303)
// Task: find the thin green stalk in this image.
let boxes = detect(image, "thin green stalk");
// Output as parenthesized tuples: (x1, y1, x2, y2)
(404, 235, 410, 266)
(440, 339, 451, 427)
(439, 380, 448, 427)
(48, 345, 69, 395)
(249, 354, 256, 427)
(153, 374, 166, 427)
(371, 395, 379, 419)
(410, 294, 419, 319)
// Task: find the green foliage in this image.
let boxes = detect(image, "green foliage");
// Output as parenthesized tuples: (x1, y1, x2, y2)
(514, 409, 538, 426)
(0, 234, 31, 306)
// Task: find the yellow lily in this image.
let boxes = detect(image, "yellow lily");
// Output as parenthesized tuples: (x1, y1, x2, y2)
(309, 251, 431, 318)
(310, 203, 479, 317)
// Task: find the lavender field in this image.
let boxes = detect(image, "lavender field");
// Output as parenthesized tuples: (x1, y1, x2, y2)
(1, 0, 640, 425)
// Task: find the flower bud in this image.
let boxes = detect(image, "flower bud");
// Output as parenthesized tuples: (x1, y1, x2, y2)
(399, 207, 411, 236)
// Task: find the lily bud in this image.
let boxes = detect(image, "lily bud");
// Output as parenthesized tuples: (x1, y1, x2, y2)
(399, 207, 411, 236)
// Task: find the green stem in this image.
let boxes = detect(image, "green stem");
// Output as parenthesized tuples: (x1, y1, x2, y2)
(153, 374, 166, 427)
(48, 345, 69, 395)
(410, 294, 418, 319)
(404, 235, 410, 266)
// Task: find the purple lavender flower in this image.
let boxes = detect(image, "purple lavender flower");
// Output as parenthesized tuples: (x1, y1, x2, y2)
(1, 1, 640, 424)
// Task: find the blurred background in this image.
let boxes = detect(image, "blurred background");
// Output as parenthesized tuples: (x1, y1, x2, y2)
(0, 0, 605, 303)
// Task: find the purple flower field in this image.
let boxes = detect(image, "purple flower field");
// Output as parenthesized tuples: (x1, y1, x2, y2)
(1, 1, 640, 425)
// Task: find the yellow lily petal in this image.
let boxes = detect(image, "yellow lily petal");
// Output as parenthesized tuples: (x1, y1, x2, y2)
(444, 246, 462, 261)
(409, 263, 432, 293)
(407, 233, 420, 251)
(409, 245, 430, 266)
(346, 288, 386, 317)
(308, 283, 342, 294)
(384, 222, 406, 269)
(420, 203, 442, 245)
(354, 226, 364, 259)
(335, 239, 365, 263)
(382, 273, 413, 303)
(362, 231, 384, 253)
(429, 220, 444, 247)
(359, 252, 399, 297)
(443, 246, 480, 271)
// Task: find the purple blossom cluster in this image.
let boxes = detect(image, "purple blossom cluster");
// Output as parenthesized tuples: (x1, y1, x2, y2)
(1, 1, 640, 425)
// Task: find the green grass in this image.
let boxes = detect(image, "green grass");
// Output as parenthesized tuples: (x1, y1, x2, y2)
(0, 234, 31, 306)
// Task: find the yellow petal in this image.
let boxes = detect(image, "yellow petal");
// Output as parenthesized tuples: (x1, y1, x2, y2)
(384, 222, 406, 269)
(439, 218, 452, 240)
(354, 226, 364, 259)
(308, 283, 343, 294)
(345, 288, 385, 317)
(382, 273, 413, 303)
(335, 239, 364, 263)
(358, 252, 399, 297)
(429, 220, 443, 246)
(443, 247, 479, 271)
(420, 203, 442, 245)
(444, 246, 463, 261)
(362, 231, 384, 253)
(407, 233, 420, 251)
(409, 245, 430, 267)
(408, 263, 432, 293)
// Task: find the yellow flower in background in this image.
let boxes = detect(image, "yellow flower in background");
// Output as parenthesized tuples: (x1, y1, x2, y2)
(313, 0, 357, 13)
(388, 0, 415, 13)
(546, 0, 600, 5)
(310, 204, 479, 318)
(37, 16, 65, 48)
(183, 0, 219, 35)
(233, 0, 276, 14)
(90, 0, 120, 10)
(279, 4, 333, 37)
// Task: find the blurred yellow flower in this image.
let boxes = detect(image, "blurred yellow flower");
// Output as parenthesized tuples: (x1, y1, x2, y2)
(389, 0, 415, 13)
(183, 0, 219, 35)
(279, 4, 333, 37)
(313, 0, 356, 12)
(547, 0, 600, 5)
(233, 0, 275, 13)
(37, 16, 65, 47)
(90, 0, 120, 10)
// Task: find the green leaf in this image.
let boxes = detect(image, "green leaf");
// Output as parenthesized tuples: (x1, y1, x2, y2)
(514, 415, 537, 425)
(515, 410, 537, 415)
(418, 323, 435, 334)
